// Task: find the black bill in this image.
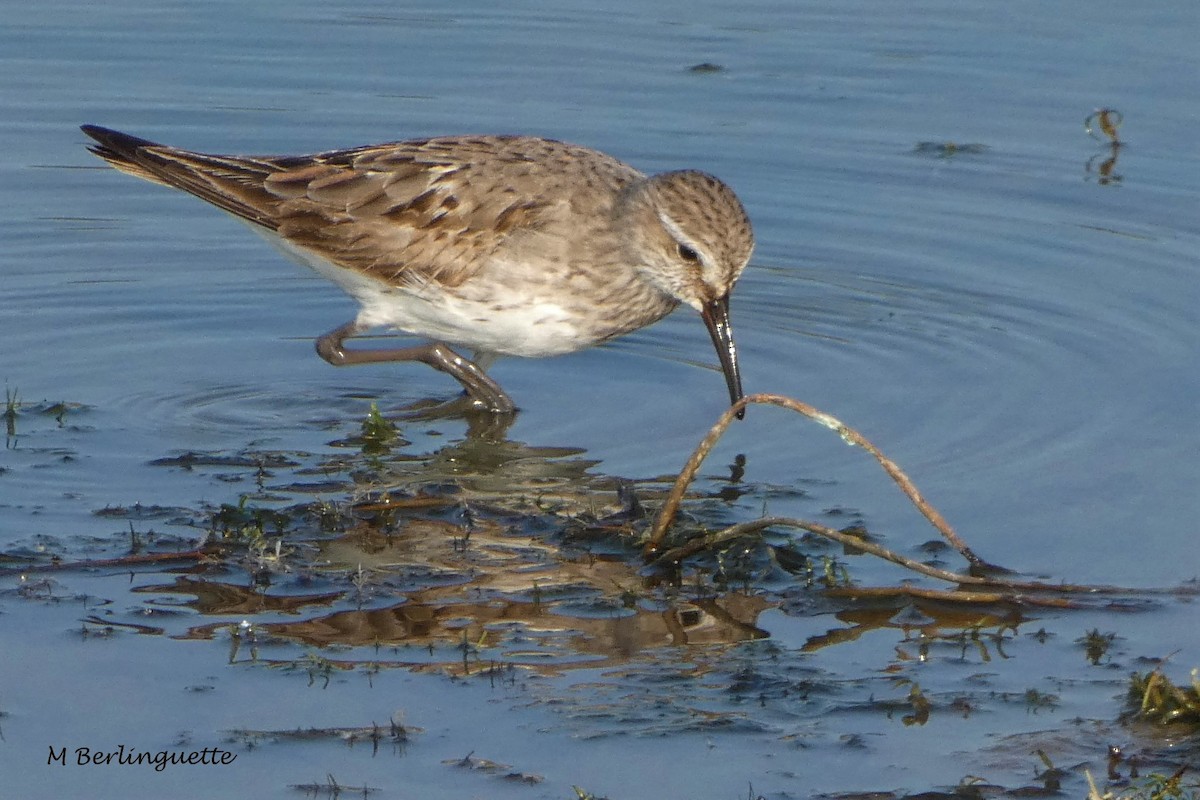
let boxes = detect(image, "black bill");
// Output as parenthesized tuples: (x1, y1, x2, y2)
(700, 295, 745, 418)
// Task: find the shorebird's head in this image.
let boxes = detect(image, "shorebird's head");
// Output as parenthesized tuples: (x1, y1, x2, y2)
(617, 170, 755, 413)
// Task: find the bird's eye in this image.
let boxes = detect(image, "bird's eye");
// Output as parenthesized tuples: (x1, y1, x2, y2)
(677, 243, 700, 262)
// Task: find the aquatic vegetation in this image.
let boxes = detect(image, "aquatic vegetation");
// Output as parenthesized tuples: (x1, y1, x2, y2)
(572, 788, 611, 800)
(2, 388, 86, 444)
(210, 495, 292, 542)
(1023, 687, 1060, 713)
(912, 141, 991, 158)
(1128, 666, 1200, 728)
(289, 774, 379, 796)
(359, 401, 400, 454)
(3, 385, 18, 439)
(1079, 628, 1119, 665)
(1088, 768, 1200, 800)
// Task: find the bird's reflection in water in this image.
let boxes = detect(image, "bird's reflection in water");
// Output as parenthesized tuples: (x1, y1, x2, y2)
(136, 412, 770, 675)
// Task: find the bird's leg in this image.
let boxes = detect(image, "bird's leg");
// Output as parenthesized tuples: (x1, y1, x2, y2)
(315, 322, 515, 413)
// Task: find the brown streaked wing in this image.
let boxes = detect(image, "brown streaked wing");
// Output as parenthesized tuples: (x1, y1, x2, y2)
(89, 131, 589, 288)
(265, 143, 560, 288)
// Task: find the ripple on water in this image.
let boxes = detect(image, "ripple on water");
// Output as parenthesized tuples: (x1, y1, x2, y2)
(106, 382, 385, 442)
(731, 183, 1197, 491)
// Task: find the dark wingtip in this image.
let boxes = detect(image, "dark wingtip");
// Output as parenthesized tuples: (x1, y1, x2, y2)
(80, 124, 159, 155)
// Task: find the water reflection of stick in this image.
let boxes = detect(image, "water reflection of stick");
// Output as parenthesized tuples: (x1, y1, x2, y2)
(643, 393, 991, 567)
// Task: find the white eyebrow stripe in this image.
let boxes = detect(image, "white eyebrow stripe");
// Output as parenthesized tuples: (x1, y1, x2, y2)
(656, 209, 718, 281)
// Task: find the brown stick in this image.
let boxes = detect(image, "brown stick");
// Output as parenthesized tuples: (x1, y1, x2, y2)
(0, 547, 211, 576)
(649, 514, 1142, 596)
(643, 394, 987, 566)
(650, 516, 972, 582)
(821, 585, 1083, 609)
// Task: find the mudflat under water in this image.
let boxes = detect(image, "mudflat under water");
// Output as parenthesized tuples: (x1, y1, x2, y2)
(1, 1, 1197, 798)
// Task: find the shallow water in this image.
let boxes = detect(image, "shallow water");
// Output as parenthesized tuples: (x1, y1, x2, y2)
(2, 1, 1198, 798)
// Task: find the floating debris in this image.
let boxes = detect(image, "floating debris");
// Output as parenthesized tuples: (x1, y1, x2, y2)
(1085, 107, 1124, 144)
(913, 141, 990, 158)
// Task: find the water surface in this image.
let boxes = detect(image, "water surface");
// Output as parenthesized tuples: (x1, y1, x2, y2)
(2, 1, 1197, 798)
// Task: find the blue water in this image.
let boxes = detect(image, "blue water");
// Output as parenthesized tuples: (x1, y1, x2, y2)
(2, 1, 1198, 798)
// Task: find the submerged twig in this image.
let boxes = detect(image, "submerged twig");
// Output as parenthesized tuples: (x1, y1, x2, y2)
(648, 513, 1140, 596)
(650, 515, 974, 582)
(820, 584, 1083, 609)
(643, 393, 989, 567)
(0, 547, 212, 577)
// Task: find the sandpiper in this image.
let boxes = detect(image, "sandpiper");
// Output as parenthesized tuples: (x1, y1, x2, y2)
(81, 125, 754, 414)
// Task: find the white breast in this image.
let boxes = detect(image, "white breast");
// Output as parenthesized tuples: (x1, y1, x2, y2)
(254, 228, 593, 358)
